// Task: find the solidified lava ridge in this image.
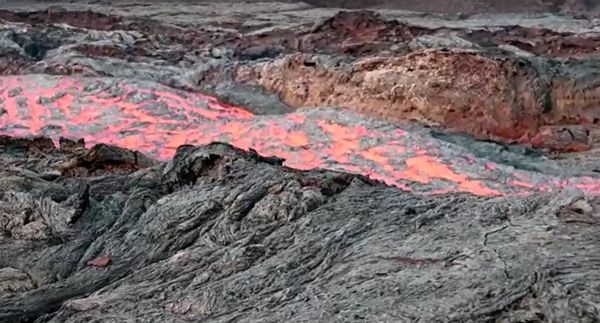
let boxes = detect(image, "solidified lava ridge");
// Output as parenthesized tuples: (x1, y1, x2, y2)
(0, 74, 599, 196)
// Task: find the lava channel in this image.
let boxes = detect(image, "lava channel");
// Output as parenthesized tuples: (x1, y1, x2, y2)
(1, 74, 599, 196)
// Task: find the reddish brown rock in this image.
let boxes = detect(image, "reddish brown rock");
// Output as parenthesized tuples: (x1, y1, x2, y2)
(530, 125, 591, 152)
(235, 48, 600, 152)
(236, 51, 547, 143)
(87, 255, 111, 268)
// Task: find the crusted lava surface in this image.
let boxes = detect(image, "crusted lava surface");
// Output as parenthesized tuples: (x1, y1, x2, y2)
(2, 74, 600, 196)
(1, 136, 600, 322)
(3, 4, 600, 151)
(2, 0, 600, 322)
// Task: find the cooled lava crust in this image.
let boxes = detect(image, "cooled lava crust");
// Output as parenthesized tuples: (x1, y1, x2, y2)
(2, 2, 600, 323)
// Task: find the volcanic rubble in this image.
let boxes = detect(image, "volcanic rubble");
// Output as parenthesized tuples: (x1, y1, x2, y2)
(1, 1, 600, 322)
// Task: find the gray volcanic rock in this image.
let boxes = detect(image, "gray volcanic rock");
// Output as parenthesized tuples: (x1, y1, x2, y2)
(0, 137, 598, 322)
(1, 2, 600, 322)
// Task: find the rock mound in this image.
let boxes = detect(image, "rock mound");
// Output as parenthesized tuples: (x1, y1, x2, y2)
(0, 136, 599, 322)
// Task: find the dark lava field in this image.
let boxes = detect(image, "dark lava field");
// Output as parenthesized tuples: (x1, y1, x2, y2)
(1, 1, 600, 322)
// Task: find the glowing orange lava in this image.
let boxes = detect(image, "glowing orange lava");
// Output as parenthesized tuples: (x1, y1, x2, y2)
(1, 75, 599, 196)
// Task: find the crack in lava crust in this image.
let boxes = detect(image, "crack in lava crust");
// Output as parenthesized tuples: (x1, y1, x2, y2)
(1, 74, 599, 196)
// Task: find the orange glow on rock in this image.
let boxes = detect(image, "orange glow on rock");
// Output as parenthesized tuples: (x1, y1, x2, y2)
(393, 155, 502, 195)
(509, 180, 536, 189)
(1, 75, 600, 196)
(286, 131, 309, 147)
(361, 146, 390, 165)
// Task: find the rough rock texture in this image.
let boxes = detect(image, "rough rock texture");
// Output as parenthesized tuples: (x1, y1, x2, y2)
(304, 0, 600, 15)
(3, 5, 600, 151)
(0, 136, 599, 322)
(237, 49, 600, 151)
(4, 74, 600, 196)
(2, 2, 600, 321)
(233, 10, 600, 151)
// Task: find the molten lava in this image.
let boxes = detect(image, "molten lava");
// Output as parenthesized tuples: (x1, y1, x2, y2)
(1, 74, 599, 196)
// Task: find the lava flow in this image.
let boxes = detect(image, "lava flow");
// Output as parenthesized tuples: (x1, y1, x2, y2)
(1, 74, 599, 196)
